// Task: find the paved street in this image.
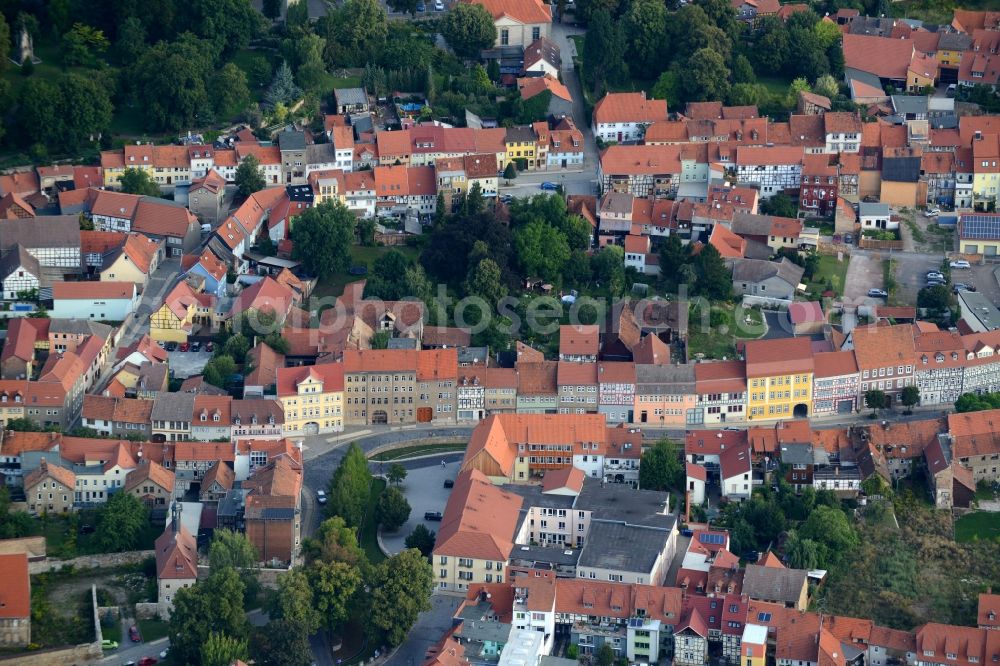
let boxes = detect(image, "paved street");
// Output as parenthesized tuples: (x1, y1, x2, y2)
(843, 251, 884, 304)
(380, 459, 460, 554)
(384, 594, 464, 666)
(120, 258, 182, 347)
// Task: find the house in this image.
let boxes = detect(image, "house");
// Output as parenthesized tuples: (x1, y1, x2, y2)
(0, 244, 40, 301)
(243, 454, 303, 564)
(958, 213, 1000, 255)
(184, 247, 229, 299)
(731, 257, 804, 304)
(131, 198, 201, 258)
(188, 170, 227, 223)
(81, 395, 154, 439)
(0, 192, 34, 219)
(881, 146, 923, 208)
(98, 234, 163, 290)
(592, 92, 669, 144)
(812, 351, 860, 416)
(719, 443, 753, 501)
(859, 202, 894, 230)
(693, 360, 747, 425)
(799, 154, 839, 216)
(90, 189, 141, 232)
(522, 36, 560, 77)
(151, 392, 196, 442)
(191, 395, 233, 442)
(686, 462, 707, 505)
(433, 469, 523, 591)
(0, 216, 82, 273)
(634, 364, 697, 429)
(231, 399, 285, 440)
(788, 301, 824, 336)
(559, 324, 600, 362)
(730, 0, 780, 24)
(276, 363, 345, 435)
(742, 564, 809, 610)
(24, 459, 76, 515)
(277, 129, 308, 185)
(464, 0, 551, 49)
(124, 461, 175, 508)
(852, 323, 917, 406)
(49, 281, 139, 321)
(0, 553, 30, 647)
(744, 337, 814, 421)
(244, 343, 285, 398)
(155, 516, 198, 607)
(947, 409, 1000, 484)
(333, 88, 369, 115)
(734, 146, 805, 199)
(200, 461, 235, 502)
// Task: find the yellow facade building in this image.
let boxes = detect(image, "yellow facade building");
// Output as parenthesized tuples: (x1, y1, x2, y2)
(276, 364, 344, 436)
(744, 338, 814, 421)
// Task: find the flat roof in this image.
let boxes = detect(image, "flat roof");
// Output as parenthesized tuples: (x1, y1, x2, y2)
(577, 521, 670, 574)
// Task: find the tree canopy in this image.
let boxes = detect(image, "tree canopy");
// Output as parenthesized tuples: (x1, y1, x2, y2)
(441, 3, 496, 58)
(369, 548, 434, 646)
(291, 201, 357, 279)
(96, 492, 149, 552)
(375, 486, 411, 532)
(639, 438, 683, 492)
(325, 443, 373, 528)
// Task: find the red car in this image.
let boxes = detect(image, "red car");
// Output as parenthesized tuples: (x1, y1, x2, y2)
(138, 658, 157, 666)
(179, 342, 190, 352)
(129, 625, 141, 642)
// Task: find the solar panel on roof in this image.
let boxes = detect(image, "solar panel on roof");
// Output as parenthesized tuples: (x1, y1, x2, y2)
(961, 214, 1000, 240)
(699, 532, 725, 545)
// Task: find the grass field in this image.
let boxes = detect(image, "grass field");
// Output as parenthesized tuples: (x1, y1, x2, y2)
(805, 254, 850, 298)
(955, 512, 1000, 543)
(312, 245, 421, 300)
(688, 303, 765, 360)
(137, 618, 171, 642)
(370, 442, 467, 462)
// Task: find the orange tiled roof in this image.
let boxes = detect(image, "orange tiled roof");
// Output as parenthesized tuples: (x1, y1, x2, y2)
(0, 553, 30, 618)
(434, 469, 523, 561)
(124, 460, 175, 493)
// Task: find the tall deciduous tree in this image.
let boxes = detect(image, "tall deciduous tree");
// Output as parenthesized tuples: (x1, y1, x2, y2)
(582, 8, 626, 96)
(292, 200, 356, 279)
(387, 463, 408, 486)
(119, 167, 162, 196)
(234, 154, 266, 199)
(131, 36, 214, 131)
(0, 14, 10, 73)
(263, 0, 282, 20)
(679, 48, 731, 104)
(375, 486, 411, 531)
(370, 549, 433, 646)
(211, 63, 251, 120)
(202, 632, 250, 666)
(466, 258, 507, 305)
(184, 0, 264, 56)
(325, 443, 372, 527)
(308, 560, 362, 632)
(169, 568, 249, 666)
(441, 3, 496, 58)
(62, 23, 110, 67)
(514, 220, 570, 281)
(209, 529, 260, 604)
(302, 516, 366, 565)
(269, 568, 320, 634)
(692, 244, 732, 300)
(864, 389, 887, 416)
(639, 438, 683, 492)
(404, 523, 436, 558)
(96, 492, 149, 552)
(624, 0, 667, 76)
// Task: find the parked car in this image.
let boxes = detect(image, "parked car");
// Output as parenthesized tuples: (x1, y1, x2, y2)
(926, 207, 940, 217)
(953, 283, 976, 293)
(205, 341, 214, 352)
(434, 0, 444, 9)
(680, 528, 694, 537)
(540, 182, 559, 191)
(947, 84, 957, 97)
(165, 341, 177, 352)
(867, 288, 888, 298)
(926, 271, 945, 280)
(129, 625, 141, 642)
(424, 511, 443, 521)
(101, 639, 119, 650)
(316, 490, 327, 505)
(190, 341, 201, 352)
(499, 194, 514, 203)
(844, 233, 853, 245)
(951, 259, 971, 269)
(444, 479, 455, 488)
(138, 658, 157, 666)
(156, 340, 166, 349)
(926, 280, 945, 288)
(416, 1, 426, 10)
(179, 342, 190, 352)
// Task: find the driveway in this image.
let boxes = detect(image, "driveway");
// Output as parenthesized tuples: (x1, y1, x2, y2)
(167, 350, 212, 379)
(893, 252, 945, 304)
(120, 258, 182, 347)
(760, 310, 795, 340)
(379, 460, 458, 555)
(844, 251, 884, 304)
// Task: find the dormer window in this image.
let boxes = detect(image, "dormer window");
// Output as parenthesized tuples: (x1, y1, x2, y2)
(234, 417, 241, 426)
(213, 413, 220, 422)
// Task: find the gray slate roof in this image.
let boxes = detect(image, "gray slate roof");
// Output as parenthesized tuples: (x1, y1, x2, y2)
(0, 243, 40, 280)
(151, 392, 197, 421)
(334, 88, 368, 107)
(731, 257, 805, 287)
(635, 363, 696, 391)
(306, 143, 337, 164)
(742, 564, 808, 604)
(577, 521, 670, 574)
(277, 130, 306, 151)
(0, 216, 81, 252)
(731, 213, 774, 237)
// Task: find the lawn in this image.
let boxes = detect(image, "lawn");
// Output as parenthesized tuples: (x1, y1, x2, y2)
(370, 442, 467, 462)
(688, 302, 765, 360)
(137, 618, 171, 642)
(311, 245, 421, 300)
(955, 512, 1000, 543)
(804, 254, 850, 298)
(757, 74, 794, 98)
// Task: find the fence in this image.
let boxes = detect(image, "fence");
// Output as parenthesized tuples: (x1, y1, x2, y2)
(859, 238, 904, 251)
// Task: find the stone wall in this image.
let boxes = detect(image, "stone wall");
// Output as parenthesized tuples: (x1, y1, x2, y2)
(195, 564, 286, 589)
(135, 602, 171, 621)
(365, 437, 468, 460)
(29, 550, 154, 574)
(0, 643, 101, 665)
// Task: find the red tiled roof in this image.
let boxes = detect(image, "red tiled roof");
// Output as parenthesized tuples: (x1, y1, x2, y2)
(0, 553, 30, 618)
(593, 92, 667, 125)
(434, 469, 523, 561)
(843, 34, 914, 79)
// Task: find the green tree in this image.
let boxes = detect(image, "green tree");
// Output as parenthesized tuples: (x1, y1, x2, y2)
(131, 36, 214, 131)
(209, 529, 260, 604)
(639, 438, 683, 492)
(0, 14, 10, 73)
(753, 16, 789, 73)
(263, 0, 282, 20)
(169, 568, 249, 666)
(466, 258, 507, 305)
(302, 516, 366, 565)
(370, 330, 391, 350)
(184, 0, 264, 56)
(203, 354, 237, 388)
(63, 23, 110, 67)
(222, 333, 252, 363)
(760, 192, 797, 218)
(502, 162, 517, 184)
(387, 463, 408, 486)
(814, 74, 840, 100)
(678, 48, 730, 104)
(326, 443, 372, 527)
(234, 154, 266, 199)
(624, 0, 668, 76)
(441, 3, 497, 58)
(307, 560, 362, 632)
(596, 643, 615, 666)
(265, 61, 301, 107)
(269, 568, 320, 634)
(693, 244, 732, 300)
(114, 16, 146, 63)
(370, 549, 433, 646)
(901, 385, 920, 411)
(318, 0, 388, 68)
(212, 63, 251, 120)
(375, 486, 411, 532)
(16, 74, 113, 153)
(96, 492, 149, 552)
(292, 200, 356, 279)
(514, 220, 570, 281)
(251, 618, 313, 666)
(591, 245, 625, 295)
(583, 8, 626, 96)
(798, 505, 857, 567)
(388, 0, 420, 16)
(202, 632, 250, 666)
(119, 167, 161, 196)
(732, 53, 756, 84)
(404, 524, 436, 558)
(864, 389, 887, 416)
(0, 487, 34, 539)
(784, 531, 820, 569)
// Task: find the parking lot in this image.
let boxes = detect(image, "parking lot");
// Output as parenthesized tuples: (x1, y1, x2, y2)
(843, 252, 884, 303)
(962, 263, 1000, 306)
(380, 460, 456, 555)
(893, 253, 947, 304)
(167, 350, 212, 379)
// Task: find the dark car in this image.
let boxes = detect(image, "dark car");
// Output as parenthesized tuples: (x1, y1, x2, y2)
(165, 341, 178, 352)
(129, 625, 141, 642)
(443, 479, 455, 488)
(540, 182, 559, 191)
(138, 658, 157, 666)
(680, 528, 694, 537)
(424, 511, 443, 521)
(190, 341, 201, 352)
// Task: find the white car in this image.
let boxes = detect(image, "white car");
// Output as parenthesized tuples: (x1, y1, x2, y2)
(434, 0, 444, 9)
(926, 207, 940, 217)
(950, 260, 971, 269)
(316, 490, 327, 505)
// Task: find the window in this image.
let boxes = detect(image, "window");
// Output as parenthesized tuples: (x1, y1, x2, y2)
(532, 26, 541, 41)
(501, 29, 509, 45)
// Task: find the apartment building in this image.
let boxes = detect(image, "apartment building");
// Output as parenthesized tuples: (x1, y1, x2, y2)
(744, 338, 814, 421)
(276, 364, 345, 435)
(693, 360, 747, 426)
(852, 324, 917, 406)
(597, 361, 636, 424)
(812, 351, 860, 416)
(634, 363, 698, 428)
(557, 361, 598, 415)
(591, 92, 669, 143)
(913, 328, 966, 405)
